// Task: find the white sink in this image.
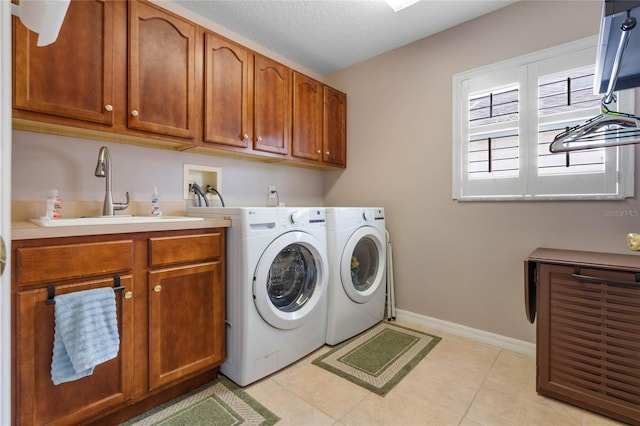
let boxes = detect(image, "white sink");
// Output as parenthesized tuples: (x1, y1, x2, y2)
(30, 216, 204, 227)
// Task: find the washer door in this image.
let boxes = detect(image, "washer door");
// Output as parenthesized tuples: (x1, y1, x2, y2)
(254, 231, 327, 330)
(340, 226, 385, 304)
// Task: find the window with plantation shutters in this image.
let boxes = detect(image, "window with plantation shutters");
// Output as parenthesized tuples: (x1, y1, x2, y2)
(468, 87, 519, 179)
(452, 36, 634, 201)
(537, 67, 603, 177)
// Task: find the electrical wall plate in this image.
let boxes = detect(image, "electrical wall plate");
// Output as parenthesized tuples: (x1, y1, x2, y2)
(183, 164, 222, 201)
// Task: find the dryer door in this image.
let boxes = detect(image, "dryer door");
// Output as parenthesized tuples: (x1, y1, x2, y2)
(254, 231, 327, 330)
(340, 226, 385, 304)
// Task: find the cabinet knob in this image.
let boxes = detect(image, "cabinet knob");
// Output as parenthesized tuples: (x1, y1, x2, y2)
(104, 104, 113, 112)
(154, 285, 162, 293)
(257, 136, 262, 142)
(243, 134, 249, 140)
(131, 110, 139, 117)
(316, 149, 321, 154)
(325, 151, 330, 155)
(124, 291, 133, 299)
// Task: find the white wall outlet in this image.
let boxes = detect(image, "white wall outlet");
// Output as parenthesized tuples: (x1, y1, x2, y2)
(268, 185, 277, 199)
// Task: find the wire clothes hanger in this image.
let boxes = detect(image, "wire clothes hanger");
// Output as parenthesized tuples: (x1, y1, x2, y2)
(549, 14, 640, 153)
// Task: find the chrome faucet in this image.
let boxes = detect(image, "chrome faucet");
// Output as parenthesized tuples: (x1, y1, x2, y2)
(94, 146, 129, 216)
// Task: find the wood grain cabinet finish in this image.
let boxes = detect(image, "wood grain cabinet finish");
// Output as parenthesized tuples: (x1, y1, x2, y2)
(15, 277, 134, 425)
(13, 237, 134, 426)
(323, 86, 347, 167)
(148, 262, 224, 390)
(527, 248, 640, 425)
(128, 0, 197, 139)
(148, 232, 225, 390)
(253, 54, 291, 156)
(12, 229, 225, 425)
(203, 31, 253, 149)
(292, 72, 323, 162)
(291, 73, 347, 168)
(12, 0, 347, 168)
(13, 0, 115, 125)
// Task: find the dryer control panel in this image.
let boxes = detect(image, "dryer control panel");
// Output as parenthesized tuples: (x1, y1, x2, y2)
(281, 208, 326, 229)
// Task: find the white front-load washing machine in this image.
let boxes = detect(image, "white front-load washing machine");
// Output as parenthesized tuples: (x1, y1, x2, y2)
(325, 207, 386, 345)
(188, 206, 328, 386)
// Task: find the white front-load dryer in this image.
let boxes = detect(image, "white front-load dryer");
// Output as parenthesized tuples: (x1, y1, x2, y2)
(325, 207, 386, 345)
(188, 206, 328, 386)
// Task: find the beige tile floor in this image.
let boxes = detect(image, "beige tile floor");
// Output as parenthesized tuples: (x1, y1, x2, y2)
(243, 320, 626, 426)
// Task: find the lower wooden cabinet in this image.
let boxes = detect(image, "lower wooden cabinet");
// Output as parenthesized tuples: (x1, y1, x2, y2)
(12, 228, 225, 425)
(149, 262, 224, 390)
(526, 248, 640, 425)
(15, 277, 134, 425)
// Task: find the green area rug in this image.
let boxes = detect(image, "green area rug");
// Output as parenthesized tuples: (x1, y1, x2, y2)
(312, 321, 441, 396)
(121, 376, 279, 426)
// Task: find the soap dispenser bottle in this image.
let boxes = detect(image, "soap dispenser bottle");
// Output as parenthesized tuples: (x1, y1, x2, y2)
(46, 189, 62, 220)
(150, 187, 162, 216)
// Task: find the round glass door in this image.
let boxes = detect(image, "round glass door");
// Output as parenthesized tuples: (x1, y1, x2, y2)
(254, 231, 327, 330)
(267, 244, 316, 312)
(340, 227, 385, 303)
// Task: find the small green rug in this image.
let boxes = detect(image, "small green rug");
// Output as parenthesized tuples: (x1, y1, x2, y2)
(121, 376, 279, 426)
(312, 322, 441, 396)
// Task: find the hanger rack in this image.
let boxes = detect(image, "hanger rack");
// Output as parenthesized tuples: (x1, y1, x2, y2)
(45, 276, 125, 305)
(549, 15, 640, 153)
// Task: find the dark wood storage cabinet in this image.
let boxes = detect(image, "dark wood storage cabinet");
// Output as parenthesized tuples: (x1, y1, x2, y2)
(526, 248, 640, 425)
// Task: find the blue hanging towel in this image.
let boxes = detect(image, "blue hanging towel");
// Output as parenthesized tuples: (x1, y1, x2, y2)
(51, 287, 120, 385)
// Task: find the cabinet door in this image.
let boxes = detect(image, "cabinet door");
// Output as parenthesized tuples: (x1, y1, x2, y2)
(292, 73, 323, 162)
(148, 262, 224, 390)
(14, 277, 133, 425)
(537, 263, 640, 424)
(203, 32, 253, 149)
(128, 1, 196, 139)
(254, 55, 291, 155)
(323, 86, 347, 167)
(13, 0, 115, 125)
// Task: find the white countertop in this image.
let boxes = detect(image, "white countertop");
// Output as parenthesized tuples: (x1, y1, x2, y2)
(11, 218, 231, 240)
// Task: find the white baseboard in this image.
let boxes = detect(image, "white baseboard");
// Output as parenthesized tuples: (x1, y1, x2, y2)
(395, 309, 536, 357)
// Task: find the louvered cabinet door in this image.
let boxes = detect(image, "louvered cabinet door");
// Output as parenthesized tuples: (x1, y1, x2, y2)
(537, 263, 640, 425)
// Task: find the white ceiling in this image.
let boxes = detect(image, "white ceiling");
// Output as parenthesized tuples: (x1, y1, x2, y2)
(173, 0, 519, 75)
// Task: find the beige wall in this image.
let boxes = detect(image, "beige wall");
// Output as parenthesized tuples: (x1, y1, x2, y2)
(324, 1, 640, 343)
(11, 132, 325, 215)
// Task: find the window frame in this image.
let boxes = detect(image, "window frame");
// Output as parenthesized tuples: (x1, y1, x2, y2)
(452, 36, 635, 202)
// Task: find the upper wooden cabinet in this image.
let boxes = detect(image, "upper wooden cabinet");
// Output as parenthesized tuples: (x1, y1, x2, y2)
(253, 55, 292, 156)
(13, 0, 115, 125)
(292, 74, 347, 168)
(202, 31, 253, 149)
(292, 73, 323, 162)
(128, 1, 197, 139)
(12, 0, 346, 168)
(323, 86, 347, 167)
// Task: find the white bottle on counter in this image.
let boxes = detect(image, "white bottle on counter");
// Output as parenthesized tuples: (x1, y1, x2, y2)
(150, 187, 162, 216)
(46, 189, 62, 220)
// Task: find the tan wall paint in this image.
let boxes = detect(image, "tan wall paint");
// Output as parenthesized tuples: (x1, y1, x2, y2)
(324, 1, 640, 343)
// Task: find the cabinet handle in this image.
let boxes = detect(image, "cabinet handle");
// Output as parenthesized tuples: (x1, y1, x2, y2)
(124, 291, 133, 299)
(316, 149, 321, 154)
(104, 104, 113, 112)
(256, 136, 262, 142)
(154, 285, 162, 292)
(572, 273, 640, 287)
(131, 110, 139, 117)
(325, 151, 330, 155)
(243, 134, 249, 140)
